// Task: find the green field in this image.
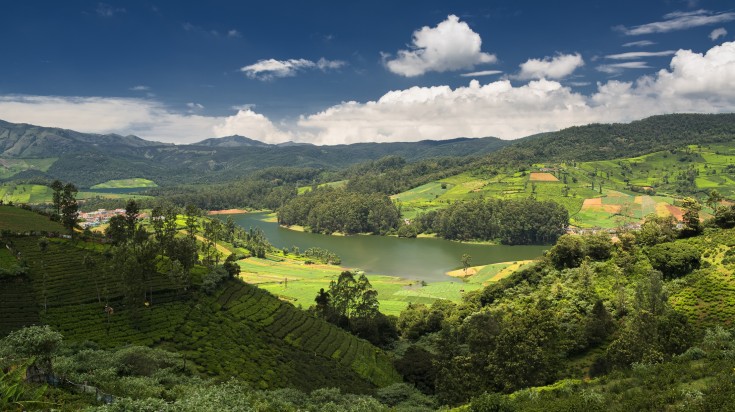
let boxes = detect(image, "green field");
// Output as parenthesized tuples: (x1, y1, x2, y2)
(0, 233, 400, 391)
(0, 205, 65, 232)
(298, 180, 348, 194)
(238, 253, 533, 316)
(0, 157, 56, 179)
(392, 143, 735, 229)
(0, 183, 153, 204)
(90, 178, 158, 189)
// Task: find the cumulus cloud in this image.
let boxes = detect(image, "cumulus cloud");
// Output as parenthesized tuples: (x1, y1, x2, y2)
(240, 58, 346, 80)
(0, 96, 221, 143)
(710, 27, 727, 40)
(297, 41, 735, 143)
(605, 51, 676, 60)
(514, 53, 584, 80)
(622, 40, 656, 47)
(618, 9, 735, 35)
(384, 15, 496, 77)
(130, 85, 150, 91)
(3, 42, 735, 146)
(212, 109, 292, 143)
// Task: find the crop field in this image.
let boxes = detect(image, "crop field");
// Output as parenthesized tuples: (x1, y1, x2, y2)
(394, 143, 734, 229)
(1, 234, 399, 391)
(0, 157, 56, 179)
(0, 183, 152, 204)
(669, 230, 735, 328)
(90, 178, 157, 189)
(0, 275, 39, 335)
(0, 205, 65, 232)
(297, 180, 347, 194)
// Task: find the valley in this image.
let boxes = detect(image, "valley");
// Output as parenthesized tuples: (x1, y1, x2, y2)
(2, 113, 735, 411)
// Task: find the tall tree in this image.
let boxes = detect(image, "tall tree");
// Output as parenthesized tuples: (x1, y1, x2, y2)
(50, 180, 64, 218)
(60, 183, 79, 234)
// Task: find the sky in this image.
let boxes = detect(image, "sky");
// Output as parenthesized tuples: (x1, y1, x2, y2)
(1, 0, 734, 145)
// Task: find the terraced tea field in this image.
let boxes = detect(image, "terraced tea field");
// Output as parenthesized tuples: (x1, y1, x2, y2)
(1, 232, 400, 391)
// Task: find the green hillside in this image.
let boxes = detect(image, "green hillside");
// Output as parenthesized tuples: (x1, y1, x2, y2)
(394, 141, 735, 228)
(0, 205, 65, 232)
(0, 210, 400, 391)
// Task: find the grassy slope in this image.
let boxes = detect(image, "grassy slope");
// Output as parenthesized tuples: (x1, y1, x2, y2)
(0, 210, 400, 391)
(0, 205, 65, 232)
(0, 157, 56, 179)
(393, 142, 735, 229)
(90, 178, 158, 189)
(0, 183, 153, 204)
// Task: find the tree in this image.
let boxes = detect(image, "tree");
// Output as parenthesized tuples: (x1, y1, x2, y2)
(0, 325, 62, 377)
(646, 242, 701, 279)
(184, 204, 200, 238)
(50, 180, 64, 218)
(461, 253, 472, 276)
(222, 254, 241, 278)
(548, 234, 585, 269)
(105, 215, 128, 245)
(124, 200, 141, 239)
(706, 189, 724, 211)
(680, 197, 702, 238)
(636, 214, 677, 246)
(60, 183, 79, 234)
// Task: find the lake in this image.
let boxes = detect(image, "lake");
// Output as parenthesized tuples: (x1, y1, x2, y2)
(222, 212, 548, 282)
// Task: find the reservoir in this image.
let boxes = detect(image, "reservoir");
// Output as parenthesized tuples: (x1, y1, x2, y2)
(224, 212, 547, 282)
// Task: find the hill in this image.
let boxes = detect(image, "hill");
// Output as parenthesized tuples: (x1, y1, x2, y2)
(484, 113, 735, 165)
(0, 119, 510, 187)
(0, 207, 399, 392)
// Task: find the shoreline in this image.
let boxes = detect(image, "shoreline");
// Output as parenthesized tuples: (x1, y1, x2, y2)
(208, 209, 248, 215)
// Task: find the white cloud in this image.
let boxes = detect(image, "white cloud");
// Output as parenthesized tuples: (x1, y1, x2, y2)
(596, 61, 651, 74)
(130, 85, 150, 91)
(298, 41, 735, 143)
(212, 109, 292, 143)
(622, 40, 656, 47)
(384, 15, 496, 77)
(605, 50, 676, 60)
(3, 42, 735, 146)
(514, 53, 584, 80)
(618, 9, 735, 35)
(461, 70, 503, 77)
(227, 29, 241, 38)
(710, 27, 727, 40)
(186, 102, 204, 112)
(240, 58, 346, 80)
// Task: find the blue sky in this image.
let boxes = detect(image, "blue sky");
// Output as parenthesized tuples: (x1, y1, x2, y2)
(1, 0, 734, 144)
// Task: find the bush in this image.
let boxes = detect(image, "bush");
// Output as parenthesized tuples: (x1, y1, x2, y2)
(646, 242, 701, 279)
(469, 392, 514, 412)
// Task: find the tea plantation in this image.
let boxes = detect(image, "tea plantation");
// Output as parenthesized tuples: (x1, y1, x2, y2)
(0, 210, 400, 392)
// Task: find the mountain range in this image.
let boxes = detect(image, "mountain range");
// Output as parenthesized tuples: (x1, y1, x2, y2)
(1, 113, 734, 187)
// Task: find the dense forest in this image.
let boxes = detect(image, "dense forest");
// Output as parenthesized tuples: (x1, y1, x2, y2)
(412, 197, 569, 244)
(278, 186, 401, 235)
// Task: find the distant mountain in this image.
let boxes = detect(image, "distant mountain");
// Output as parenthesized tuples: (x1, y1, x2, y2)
(0, 119, 165, 158)
(194, 135, 271, 148)
(0, 120, 510, 186)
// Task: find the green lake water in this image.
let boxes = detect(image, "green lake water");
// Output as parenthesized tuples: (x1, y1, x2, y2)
(223, 212, 547, 282)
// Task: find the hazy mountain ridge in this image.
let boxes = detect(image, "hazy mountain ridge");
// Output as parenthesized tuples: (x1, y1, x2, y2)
(1, 113, 734, 187)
